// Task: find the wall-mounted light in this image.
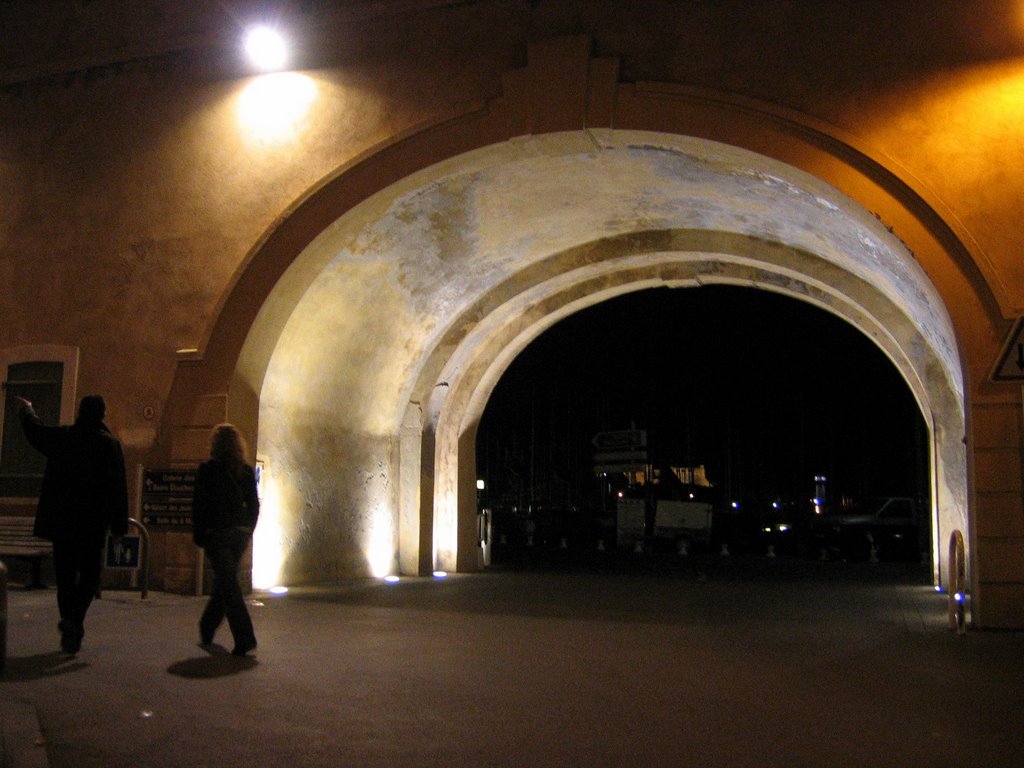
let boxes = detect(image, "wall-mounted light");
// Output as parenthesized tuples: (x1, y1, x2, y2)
(244, 25, 288, 72)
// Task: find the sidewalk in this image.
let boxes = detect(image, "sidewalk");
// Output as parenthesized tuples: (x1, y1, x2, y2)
(2, 557, 1023, 767)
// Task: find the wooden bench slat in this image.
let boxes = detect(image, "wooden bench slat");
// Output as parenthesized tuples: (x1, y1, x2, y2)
(0, 541, 51, 547)
(0, 520, 51, 551)
(0, 517, 50, 587)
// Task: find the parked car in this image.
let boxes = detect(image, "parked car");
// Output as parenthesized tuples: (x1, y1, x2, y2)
(713, 499, 814, 556)
(813, 496, 922, 561)
(757, 501, 814, 556)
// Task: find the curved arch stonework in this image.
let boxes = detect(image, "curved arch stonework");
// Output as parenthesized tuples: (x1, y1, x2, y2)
(433, 242, 966, 584)
(250, 131, 966, 591)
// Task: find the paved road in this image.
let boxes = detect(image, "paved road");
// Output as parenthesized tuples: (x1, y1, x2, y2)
(2, 557, 1022, 767)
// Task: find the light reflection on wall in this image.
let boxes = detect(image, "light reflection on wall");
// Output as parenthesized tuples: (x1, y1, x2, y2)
(916, 63, 1024, 179)
(237, 72, 317, 144)
(433, 488, 458, 571)
(252, 460, 287, 588)
(365, 503, 397, 577)
(853, 59, 1024, 309)
(857, 60, 1024, 186)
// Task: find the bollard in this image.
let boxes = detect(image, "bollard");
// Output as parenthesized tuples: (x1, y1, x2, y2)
(1, 560, 7, 674)
(948, 529, 967, 635)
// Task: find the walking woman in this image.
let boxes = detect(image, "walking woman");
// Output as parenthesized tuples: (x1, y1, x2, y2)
(192, 423, 259, 656)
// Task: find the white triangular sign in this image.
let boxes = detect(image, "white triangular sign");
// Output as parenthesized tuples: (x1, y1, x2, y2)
(992, 317, 1024, 382)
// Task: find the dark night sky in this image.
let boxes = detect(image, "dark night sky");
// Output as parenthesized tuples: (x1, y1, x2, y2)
(477, 285, 928, 513)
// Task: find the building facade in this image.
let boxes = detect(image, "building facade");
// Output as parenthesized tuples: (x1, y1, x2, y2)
(1, 1, 1022, 627)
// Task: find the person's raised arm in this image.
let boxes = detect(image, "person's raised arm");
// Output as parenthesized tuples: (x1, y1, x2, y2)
(15, 395, 56, 455)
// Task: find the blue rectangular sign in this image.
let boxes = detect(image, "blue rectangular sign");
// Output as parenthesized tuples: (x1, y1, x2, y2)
(106, 535, 141, 569)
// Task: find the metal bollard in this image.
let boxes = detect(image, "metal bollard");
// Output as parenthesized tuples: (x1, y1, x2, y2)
(1, 559, 8, 674)
(948, 529, 967, 635)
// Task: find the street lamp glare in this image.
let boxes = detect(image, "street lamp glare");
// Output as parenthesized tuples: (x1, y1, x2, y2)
(245, 25, 288, 71)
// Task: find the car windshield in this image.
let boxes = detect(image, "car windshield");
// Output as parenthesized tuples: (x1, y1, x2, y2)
(879, 499, 914, 518)
(827, 498, 912, 518)
(827, 498, 890, 517)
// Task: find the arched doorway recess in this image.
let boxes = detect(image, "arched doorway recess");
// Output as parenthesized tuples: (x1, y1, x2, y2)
(247, 131, 966, 591)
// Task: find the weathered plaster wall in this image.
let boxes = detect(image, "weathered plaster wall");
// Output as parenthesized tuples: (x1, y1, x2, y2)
(531, 0, 1024, 314)
(1, 0, 1015, 445)
(256, 131, 965, 584)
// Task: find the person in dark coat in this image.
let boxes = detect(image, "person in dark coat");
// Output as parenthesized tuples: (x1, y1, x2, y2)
(17, 394, 129, 654)
(192, 423, 259, 656)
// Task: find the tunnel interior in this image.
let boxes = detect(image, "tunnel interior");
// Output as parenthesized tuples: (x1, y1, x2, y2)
(476, 284, 932, 570)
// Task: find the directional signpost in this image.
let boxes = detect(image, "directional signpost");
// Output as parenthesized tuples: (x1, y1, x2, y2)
(141, 469, 196, 529)
(592, 429, 648, 475)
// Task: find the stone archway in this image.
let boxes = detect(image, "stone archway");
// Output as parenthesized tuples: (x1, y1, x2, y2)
(428, 243, 962, 577)
(249, 131, 965, 590)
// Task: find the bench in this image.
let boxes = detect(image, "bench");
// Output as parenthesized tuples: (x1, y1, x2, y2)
(0, 516, 51, 588)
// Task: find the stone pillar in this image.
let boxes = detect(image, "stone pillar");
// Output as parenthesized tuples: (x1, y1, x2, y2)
(970, 390, 1024, 627)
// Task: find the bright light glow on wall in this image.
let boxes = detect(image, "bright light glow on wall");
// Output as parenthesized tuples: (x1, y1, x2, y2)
(364, 506, 396, 578)
(244, 26, 288, 71)
(252, 464, 286, 589)
(238, 72, 317, 143)
(433, 489, 459, 570)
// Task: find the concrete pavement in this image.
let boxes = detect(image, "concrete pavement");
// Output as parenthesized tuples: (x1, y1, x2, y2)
(1, 555, 1022, 767)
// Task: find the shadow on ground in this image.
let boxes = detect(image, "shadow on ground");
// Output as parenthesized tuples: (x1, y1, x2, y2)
(166, 645, 258, 679)
(0, 652, 89, 681)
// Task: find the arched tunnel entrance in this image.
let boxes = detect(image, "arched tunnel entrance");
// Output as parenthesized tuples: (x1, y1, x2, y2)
(476, 285, 933, 570)
(236, 131, 966, 593)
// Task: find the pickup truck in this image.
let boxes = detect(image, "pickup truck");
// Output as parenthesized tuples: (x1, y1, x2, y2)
(812, 496, 922, 561)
